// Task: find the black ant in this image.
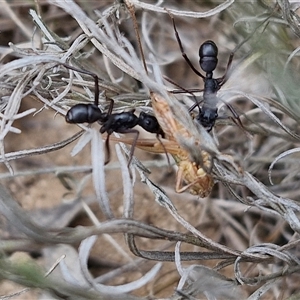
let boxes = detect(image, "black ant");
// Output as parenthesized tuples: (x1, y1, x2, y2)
(168, 14, 242, 132)
(67, 99, 164, 165)
(64, 65, 164, 165)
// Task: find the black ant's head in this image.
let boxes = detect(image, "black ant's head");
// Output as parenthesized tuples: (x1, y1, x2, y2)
(198, 107, 218, 132)
(199, 40, 218, 74)
(138, 112, 165, 137)
(66, 103, 105, 124)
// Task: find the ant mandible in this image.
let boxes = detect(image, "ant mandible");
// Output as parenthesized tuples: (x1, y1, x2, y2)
(169, 14, 239, 132)
(64, 65, 164, 165)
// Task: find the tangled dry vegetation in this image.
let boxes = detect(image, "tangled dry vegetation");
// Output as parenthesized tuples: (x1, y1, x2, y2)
(1, 0, 300, 299)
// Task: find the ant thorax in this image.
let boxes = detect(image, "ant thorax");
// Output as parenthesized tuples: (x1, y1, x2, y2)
(203, 78, 219, 97)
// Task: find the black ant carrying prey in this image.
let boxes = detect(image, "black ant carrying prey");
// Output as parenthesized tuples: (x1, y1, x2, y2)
(168, 14, 243, 132)
(64, 65, 164, 165)
(67, 101, 164, 165)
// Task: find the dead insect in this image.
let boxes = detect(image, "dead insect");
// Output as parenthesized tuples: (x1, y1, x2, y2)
(149, 91, 214, 197)
(112, 134, 213, 197)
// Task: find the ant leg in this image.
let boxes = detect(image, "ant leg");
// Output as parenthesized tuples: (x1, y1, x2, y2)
(120, 129, 139, 167)
(164, 75, 204, 94)
(106, 98, 114, 116)
(217, 52, 234, 87)
(217, 15, 272, 87)
(166, 10, 205, 79)
(224, 102, 243, 127)
(189, 100, 204, 113)
(104, 133, 111, 165)
(169, 88, 204, 94)
(223, 102, 251, 137)
(58, 62, 100, 106)
(163, 75, 203, 114)
(172, 88, 205, 94)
